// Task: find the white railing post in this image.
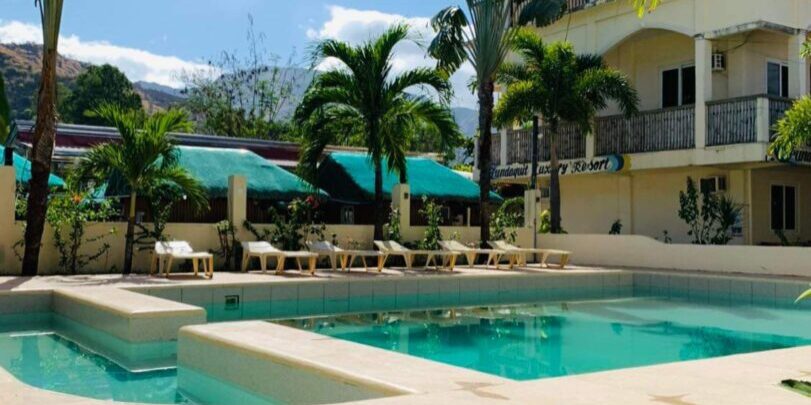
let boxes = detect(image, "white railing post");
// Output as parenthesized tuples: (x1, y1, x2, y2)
(755, 97, 771, 143)
(227, 175, 247, 230)
(500, 127, 509, 166)
(392, 183, 411, 234)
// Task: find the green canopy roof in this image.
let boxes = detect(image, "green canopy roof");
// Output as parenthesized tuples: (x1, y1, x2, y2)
(318, 152, 501, 204)
(106, 146, 324, 200)
(0, 146, 65, 188)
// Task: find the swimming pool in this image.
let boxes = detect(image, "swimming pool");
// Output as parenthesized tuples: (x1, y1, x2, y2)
(278, 296, 811, 380)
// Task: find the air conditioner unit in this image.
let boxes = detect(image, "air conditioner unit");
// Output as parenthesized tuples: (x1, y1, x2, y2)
(700, 176, 727, 194)
(712, 52, 726, 72)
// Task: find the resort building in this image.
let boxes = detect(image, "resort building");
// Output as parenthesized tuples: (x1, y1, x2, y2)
(482, 0, 811, 245)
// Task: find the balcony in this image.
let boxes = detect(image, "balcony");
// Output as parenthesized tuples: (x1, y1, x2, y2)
(492, 95, 795, 167)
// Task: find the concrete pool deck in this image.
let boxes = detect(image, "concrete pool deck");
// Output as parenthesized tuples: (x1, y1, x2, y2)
(0, 265, 809, 404)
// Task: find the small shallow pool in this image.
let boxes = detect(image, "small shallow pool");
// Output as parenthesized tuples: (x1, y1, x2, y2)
(278, 296, 811, 380)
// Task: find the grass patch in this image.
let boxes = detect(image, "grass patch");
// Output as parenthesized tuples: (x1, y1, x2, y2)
(782, 379, 811, 397)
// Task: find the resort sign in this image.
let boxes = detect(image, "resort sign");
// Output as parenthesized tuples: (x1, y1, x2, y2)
(491, 154, 629, 180)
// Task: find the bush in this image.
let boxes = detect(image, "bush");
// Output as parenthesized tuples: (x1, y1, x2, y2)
(419, 196, 443, 250)
(678, 177, 742, 245)
(491, 197, 523, 242)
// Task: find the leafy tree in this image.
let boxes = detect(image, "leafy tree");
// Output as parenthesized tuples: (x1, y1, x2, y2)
(46, 175, 117, 274)
(295, 24, 461, 240)
(22, 0, 65, 276)
(182, 17, 300, 139)
(419, 196, 444, 250)
(770, 96, 811, 159)
(61, 64, 142, 125)
(490, 196, 524, 243)
(76, 105, 207, 275)
(428, 0, 566, 247)
(678, 177, 742, 245)
(494, 31, 638, 233)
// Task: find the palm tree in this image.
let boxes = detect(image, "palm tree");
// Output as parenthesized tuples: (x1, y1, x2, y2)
(631, 0, 660, 17)
(494, 30, 638, 233)
(294, 24, 461, 240)
(0, 72, 11, 166)
(22, 0, 64, 276)
(428, 0, 566, 246)
(77, 105, 207, 275)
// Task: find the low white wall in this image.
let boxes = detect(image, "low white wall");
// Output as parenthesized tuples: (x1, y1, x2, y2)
(537, 234, 811, 278)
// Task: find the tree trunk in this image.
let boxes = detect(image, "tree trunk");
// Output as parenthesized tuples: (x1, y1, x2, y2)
(21, 46, 59, 276)
(549, 121, 562, 234)
(373, 159, 385, 241)
(530, 116, 539, 190)
(477, 81, 495, 247)
(123, 192, 137, 275)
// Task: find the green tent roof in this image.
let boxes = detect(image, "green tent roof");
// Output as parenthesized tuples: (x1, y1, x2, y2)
(318, 152, 501, 204)
(106, 146, 324, 200)
(0, 146, 65, 188)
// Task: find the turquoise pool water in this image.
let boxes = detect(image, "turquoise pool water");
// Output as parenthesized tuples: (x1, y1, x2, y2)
(0, 314, 275, 405)
(279, 297, 811, 380)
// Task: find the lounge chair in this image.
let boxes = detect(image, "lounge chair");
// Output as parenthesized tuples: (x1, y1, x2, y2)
(151, 241, 214, 279)
(241, 241, 319, 276)
(374, 240, 459, 271)
(306, 240, 385, 272)
(488, 240, 571, 269)
(439, 240, 504, 269)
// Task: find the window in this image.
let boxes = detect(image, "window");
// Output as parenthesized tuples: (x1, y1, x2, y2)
(340, 206, 355, 225)
(771, 185, 797, 231)
(662, 65, 695, 108)
(699, 176, 727, 194)
(767, 61, 789, 98)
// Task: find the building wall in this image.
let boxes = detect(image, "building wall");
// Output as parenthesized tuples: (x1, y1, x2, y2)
(551, 165, 752, 244)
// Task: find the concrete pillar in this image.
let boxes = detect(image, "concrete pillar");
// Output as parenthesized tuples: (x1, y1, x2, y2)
(755, 97, 771, 143)
(524, 189, 542, 228)
(727, 169, 749, 245)
(227, 175, 247, 227)
(694, 37, 713, 149)
(392, 183, 410, 232)
(0, 167, 16, 272)
(473, 139, 480, 181)
(617, 175, 634, 235)
(788, 32, 809, 98)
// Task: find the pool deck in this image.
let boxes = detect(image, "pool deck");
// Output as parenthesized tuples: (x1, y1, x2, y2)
(0, 265, 809, 405)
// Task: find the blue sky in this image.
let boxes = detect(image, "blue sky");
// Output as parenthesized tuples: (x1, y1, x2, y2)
(0, 0, 477, 107)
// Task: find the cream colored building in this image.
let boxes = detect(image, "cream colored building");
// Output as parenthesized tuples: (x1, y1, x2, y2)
(478, 0, 811, 245)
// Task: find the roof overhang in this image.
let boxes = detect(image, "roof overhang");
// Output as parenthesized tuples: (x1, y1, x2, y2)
(699, 20, 805, 40)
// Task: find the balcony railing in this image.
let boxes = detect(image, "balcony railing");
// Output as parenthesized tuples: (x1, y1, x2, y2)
(596, 105, 695, 155)
(491, 95, 797, 169)
(505, 123, 587, 165)
(707, 95, 794, 146)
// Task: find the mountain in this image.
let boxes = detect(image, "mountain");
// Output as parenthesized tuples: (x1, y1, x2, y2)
(0, 43, 86, 119)
(133, 81, 186, 113)
(452, 107, 478, 137)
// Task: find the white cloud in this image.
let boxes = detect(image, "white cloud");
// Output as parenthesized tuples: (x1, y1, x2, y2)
(0, 20, 212, 88)
(307, 6, 477, 109)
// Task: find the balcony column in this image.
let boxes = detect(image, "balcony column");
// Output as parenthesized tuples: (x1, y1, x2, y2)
(500, 127, 508, 166)
(586, 118, 596, 159)
(694, 37, 713, 149)
(788, 31, 809, 98)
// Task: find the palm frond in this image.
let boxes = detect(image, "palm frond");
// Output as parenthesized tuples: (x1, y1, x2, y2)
(386, 68, 453, 104)
(513, 0, 566, 27)
(576, 68, 639, 116)
(493, 81, 539, 126)
(428, 6, 470, 76)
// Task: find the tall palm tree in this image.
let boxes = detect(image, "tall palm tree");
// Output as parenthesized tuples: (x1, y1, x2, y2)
(77, 105, 207, 275)
(22, 0, 64, 276)
(428, 0, 566, 246)
(294, 24, 461, 240)
(494, 30, 638, 233)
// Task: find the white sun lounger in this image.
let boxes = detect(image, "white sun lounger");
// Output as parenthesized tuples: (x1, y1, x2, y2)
(151, 241, 214, 279)
(241, 241, 319, 276)
(374, 240, 459, 271)
(488, 240, 571, 269)
(439, 240, 504, 269)
(306, 240, 384, 272)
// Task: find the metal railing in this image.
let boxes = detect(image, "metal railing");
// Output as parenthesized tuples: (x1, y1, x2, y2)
(505, 123, 586, 165)
(595, 105, 695, 155)
(706, 96, 758, 146)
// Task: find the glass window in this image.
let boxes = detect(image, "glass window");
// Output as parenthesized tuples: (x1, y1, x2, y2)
(771, 185, 797, 231)
(681, 66, 696, 105)
(662, 68, 680, 108)
(767, 62, 790, 98)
